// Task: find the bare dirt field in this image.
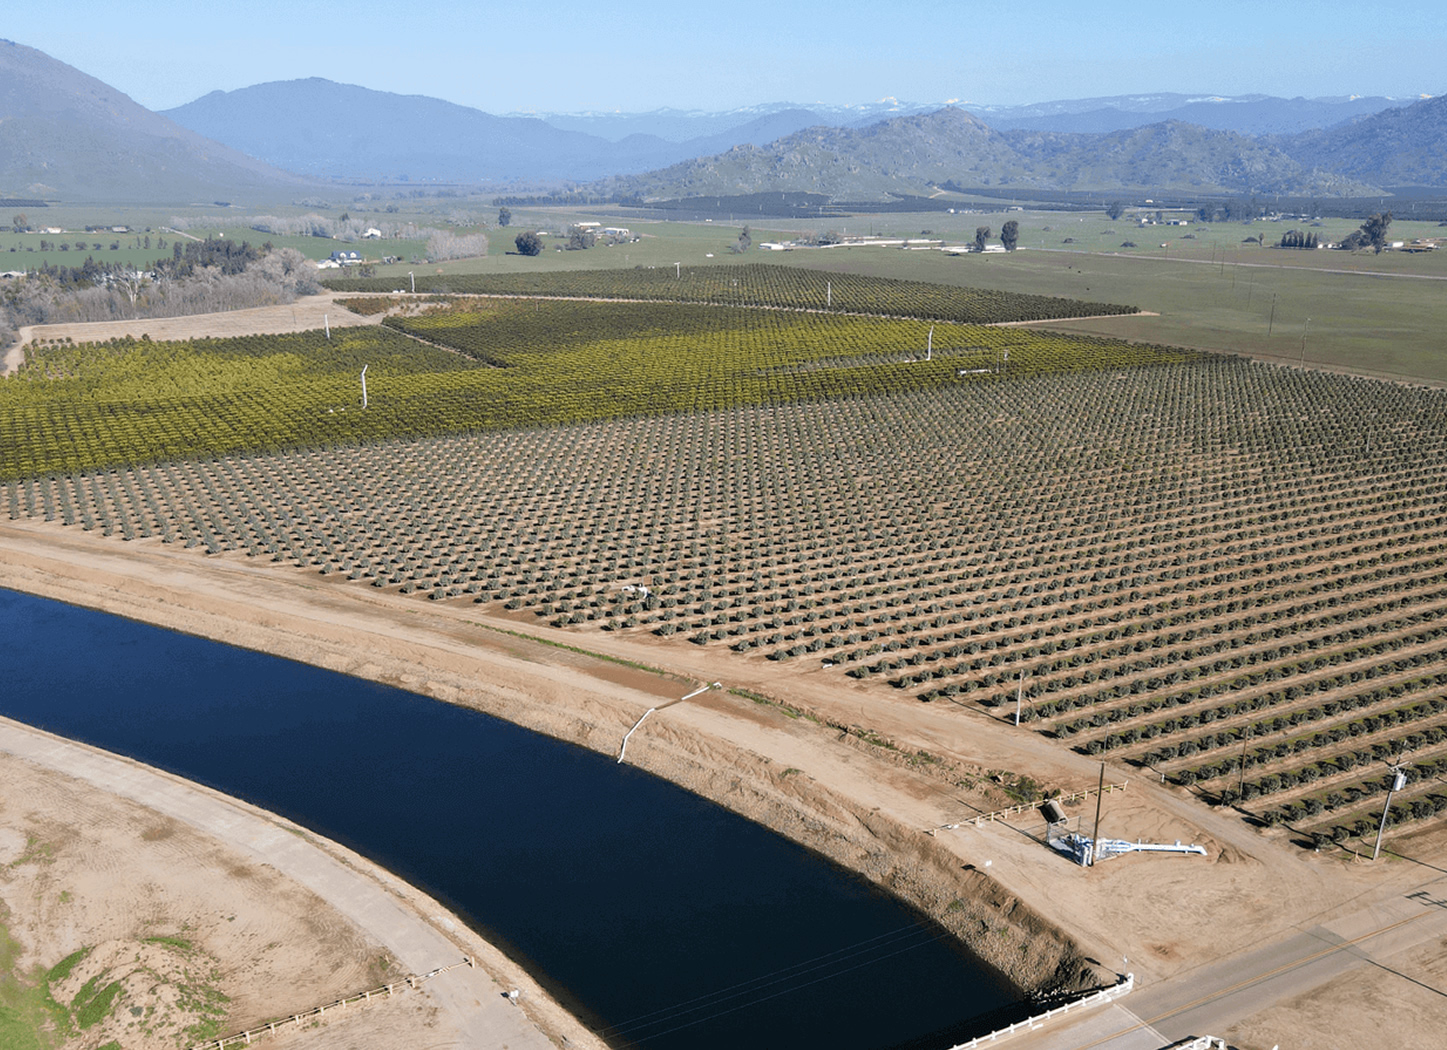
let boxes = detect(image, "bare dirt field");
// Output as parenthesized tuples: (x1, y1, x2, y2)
(5, 517, 1447, 1049)
(4, 293, 380, 375)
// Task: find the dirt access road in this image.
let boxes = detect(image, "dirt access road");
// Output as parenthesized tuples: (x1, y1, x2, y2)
(5, 515, 1447, 1049)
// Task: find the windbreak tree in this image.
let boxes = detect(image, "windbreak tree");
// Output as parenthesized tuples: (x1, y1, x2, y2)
(1001, 220, 1019, 251)
(975, 226, 991, 251)
(515, 231, 543, 256)
(1363, 212, 1393, 254)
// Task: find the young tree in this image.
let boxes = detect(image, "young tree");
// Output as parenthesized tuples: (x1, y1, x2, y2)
(734, 225, 752, 253)
(1105, 202, 1125, 221)
(1000, 220, 1019, 251)
(975, 226, 992, 251)
(497, 207, 512, 227)
(514, 231, 543, 256)
(11, 213, 27, 232)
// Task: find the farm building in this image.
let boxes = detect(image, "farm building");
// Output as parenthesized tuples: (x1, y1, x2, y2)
(329, 249, 362, 265)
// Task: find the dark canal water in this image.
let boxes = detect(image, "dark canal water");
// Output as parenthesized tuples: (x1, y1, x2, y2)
(0, 586, 1027, 1049)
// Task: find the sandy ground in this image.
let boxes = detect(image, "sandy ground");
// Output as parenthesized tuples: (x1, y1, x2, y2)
(5, 517, 1447, 1050)
(4, 293, 380, 374)
(0, 722, 606, 1050)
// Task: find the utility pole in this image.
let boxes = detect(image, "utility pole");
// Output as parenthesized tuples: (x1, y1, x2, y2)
(1014, 668, 1024, 727)
(1267, 293, 1277, 337)
(1372, 766, 1409, 860)
(1237, 733, 1249, 800)
(1090, 763, 1105, 866)
(1299, 317, 1311, 365)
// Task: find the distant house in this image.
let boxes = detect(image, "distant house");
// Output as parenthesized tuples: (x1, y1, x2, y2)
(602, 227, 631, 238)
(362, 228, 382, 239)
(329, 249, 362, 265)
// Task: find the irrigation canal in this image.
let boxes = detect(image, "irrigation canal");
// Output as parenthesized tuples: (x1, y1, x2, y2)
(0, 586, 1028, 1049)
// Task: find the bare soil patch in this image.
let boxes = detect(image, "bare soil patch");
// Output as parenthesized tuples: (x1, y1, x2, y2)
(0, 751, 413, 1049)
(11, 293, 379, 366)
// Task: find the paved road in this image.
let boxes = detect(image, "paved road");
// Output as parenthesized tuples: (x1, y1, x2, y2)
(0, 716, 556, 1050)
(1013, 868, 1447, 1049)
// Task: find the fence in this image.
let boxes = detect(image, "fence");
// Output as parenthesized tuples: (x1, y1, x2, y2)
(944, 973, 1134, 1050)
(930, 781, 1129, 833)
(187, 957, 475, 1050)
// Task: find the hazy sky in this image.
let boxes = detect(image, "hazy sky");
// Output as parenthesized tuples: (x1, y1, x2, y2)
(11, 0, 1445, 114)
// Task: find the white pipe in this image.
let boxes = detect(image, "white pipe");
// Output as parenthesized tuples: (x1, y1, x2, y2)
(617, 708, 656, 763)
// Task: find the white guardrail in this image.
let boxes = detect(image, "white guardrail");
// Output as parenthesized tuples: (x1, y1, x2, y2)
(945, 973, 1135, 1050)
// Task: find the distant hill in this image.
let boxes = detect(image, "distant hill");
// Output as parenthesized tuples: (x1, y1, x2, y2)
(526, 100, 939, 142)
(971, 92, 1411, 136)
(0, 40, 303, 203)
(1280, 94, 1447, 187)
(598, 107, 1379, 201)
(536, 94, 1411, 142)
(163, 79, 644, 182)
(163, 81, 840, 183)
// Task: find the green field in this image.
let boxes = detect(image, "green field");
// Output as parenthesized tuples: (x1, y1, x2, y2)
(331, 202, 1447, 383)
(0, 292, 1196, 480)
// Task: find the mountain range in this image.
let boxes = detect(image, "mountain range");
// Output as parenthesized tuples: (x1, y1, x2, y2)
(594, 107, 1399, 200)
(0, 39, 300, 203)
(1, 39, 1444, 205)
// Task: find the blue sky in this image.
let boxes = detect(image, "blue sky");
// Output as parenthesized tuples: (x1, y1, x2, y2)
(11, 0, 1446, 114)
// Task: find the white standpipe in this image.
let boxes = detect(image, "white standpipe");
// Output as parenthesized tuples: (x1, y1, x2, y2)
(360, 364, 368, 409)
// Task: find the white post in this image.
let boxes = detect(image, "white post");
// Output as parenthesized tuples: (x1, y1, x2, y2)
(1014, 668, 1024, 726)
(324, 314, 330, 339)
(409, 271, 415, 293)
(927, 326, 934, 361)
(360, 364, 368, 409)
(675, 261, 680, 278)
(826, 281, 831, 308)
